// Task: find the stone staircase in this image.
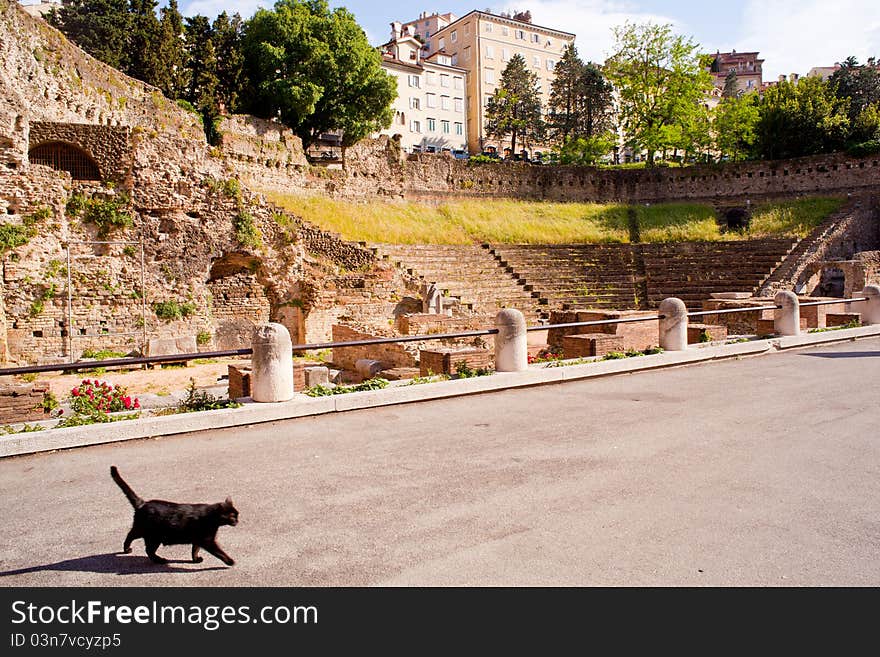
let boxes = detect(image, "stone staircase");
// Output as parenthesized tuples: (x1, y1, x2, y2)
(641, 238, 798, 308)
(370, 244, 547, 324)
(756, 198, 859, 297)
(485, 244, 642, 310)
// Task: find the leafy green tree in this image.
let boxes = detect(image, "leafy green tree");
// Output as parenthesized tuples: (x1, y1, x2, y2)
(547, 45, 614, 144)
(212, 12, 245, 113)
(240, 0, 396, 148)
(485, 54, 545, 155)
(830, 56, 880, 120)
(714, 92, 760, 161)
(604, 22, 713, 167)
(554, 133, 617, 165)
(673, 102, 713, 162)
(47, 0, 132, 72)
(755, 76, 850, 159)
(128, 0, 163, 87)
(183, 15, 219, 114)
(156, 0, 188, 99)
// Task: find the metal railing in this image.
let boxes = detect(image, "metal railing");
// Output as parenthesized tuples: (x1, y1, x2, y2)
(0, 296, 870, 378)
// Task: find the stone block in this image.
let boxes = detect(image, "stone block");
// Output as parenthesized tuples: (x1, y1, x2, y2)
(146, 336, 198, 358)
(562, 334, 625, 358)
(419, 348, 492, 376)
(304, 366, 330, 388)
(825, 313, 861, 327)
(687, 323, 728, 344)
(227, 365, 251, 399)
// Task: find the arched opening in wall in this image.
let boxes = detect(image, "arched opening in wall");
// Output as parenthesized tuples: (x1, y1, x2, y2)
(28, 141, 101, 180)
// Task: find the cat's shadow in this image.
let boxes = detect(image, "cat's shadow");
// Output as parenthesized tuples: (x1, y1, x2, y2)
(0, 552, 228, 577)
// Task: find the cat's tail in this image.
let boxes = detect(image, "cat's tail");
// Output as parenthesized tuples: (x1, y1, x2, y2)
(110, 466, 144, 508)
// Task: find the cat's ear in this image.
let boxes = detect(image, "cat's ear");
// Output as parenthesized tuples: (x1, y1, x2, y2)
(225, 497, 234, 506)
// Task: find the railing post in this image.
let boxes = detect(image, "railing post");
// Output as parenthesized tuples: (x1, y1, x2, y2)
(863, 285, 880, 325)
(659, 298, 688, 351)
(495, 308, 527, 372)
(251, 323, 294, 403)
(774, 291, 801, 336)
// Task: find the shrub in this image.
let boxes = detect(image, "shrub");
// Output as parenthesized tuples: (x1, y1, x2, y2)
(0, 206, 52, 255)
(83, 194, 133, 237)
(846, 140, 880, 157)
(55, 379, 141, 428)
(153, 299, 197, 321)
(176, 379, 242, 412)
(303, 378, 390, 397)
(196, 330, 212, 345)
(233, 211, 262, 249)
(453, 362, 494, 378)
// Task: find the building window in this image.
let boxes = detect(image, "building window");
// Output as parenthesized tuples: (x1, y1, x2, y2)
(502, 26, 509, 36)
(485, 94, 493, 107)
(439, 37, 445, 50)
(441, 95, 450, 110)
(454, 97, 463, 112)
(546, 59, 556, 71)
(441, 120, 450, 134)
(533, 55, 541, 67)
(453, 76, 463, 90)
(463, 46, 471, 62)
(451, 30, 457, 43)
(546, 38, 552, 47)
(484, 68, 495, 84)
(426, 93, 437, 108)
(426, 71, 436, 86)
(438, 55, 451, 66)
(485, 45, 494, 59)
(464, 23, 470, 35)
(531, 33, 540, 43)
(408, 75, 420, 88)
(455, 122, 463, 135)
(427, 118, 436, 132)
(410, 120, 421, 133)
(484, 22, 492, 33)
(501, 48, 510, 61)
(452, 54, 458, 66)
(516, 29, 525, 40)
(440, 74, 450, 88)
(425, 30, 431, 38)
(410, 97, 421, 110)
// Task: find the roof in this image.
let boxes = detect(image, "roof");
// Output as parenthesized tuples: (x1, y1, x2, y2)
(434, 9, 576, 40)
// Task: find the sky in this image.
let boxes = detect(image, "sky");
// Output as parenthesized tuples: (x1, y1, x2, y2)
(176, 0, 880, 79)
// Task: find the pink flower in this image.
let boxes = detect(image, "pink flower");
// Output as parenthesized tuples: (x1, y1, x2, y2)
(133, 399, 140, 410)
(72, 388, 80, 396)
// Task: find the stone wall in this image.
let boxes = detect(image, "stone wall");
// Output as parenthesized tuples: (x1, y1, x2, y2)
(29, 121, 131, 183)
(216, 114, 308, 191)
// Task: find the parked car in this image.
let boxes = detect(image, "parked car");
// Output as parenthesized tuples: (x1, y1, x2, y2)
(452, 149, 469, 160)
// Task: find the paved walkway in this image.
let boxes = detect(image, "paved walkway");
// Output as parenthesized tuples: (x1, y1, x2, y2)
(1, 338, 878, 586)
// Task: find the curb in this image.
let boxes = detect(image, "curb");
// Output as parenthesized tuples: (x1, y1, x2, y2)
(2, 325, 878, 458)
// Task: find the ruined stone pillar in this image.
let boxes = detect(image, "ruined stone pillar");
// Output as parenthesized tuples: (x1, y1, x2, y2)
(774, 291, 801, 336)
(862, 285, 880, 325)
(495, 308, 527, 372)
(251, 323, 294, 402)
(659, 297, 688, 351)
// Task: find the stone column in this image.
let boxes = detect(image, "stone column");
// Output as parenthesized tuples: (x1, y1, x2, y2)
(251, 323, 294, 402)
(862, 285, 880, 325)
(495, 308, 527, 372)
(659, 297, 688, 351)
(774, 291, 800, 336)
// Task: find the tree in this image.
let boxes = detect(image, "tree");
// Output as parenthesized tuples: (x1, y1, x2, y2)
(555, 134, 617, 166)
(722, 70, 739, 98)
(183, 15, 219, 132)
(240, 0, 396, 148)
(155, 0, 188, 99)
(604, 22, 713, 166)
(755, 76, 850, 159)
(47, 0, 132, 72)
(128, 0, 163, 88)
(830, 56, 880, 120)
(547, 45, 614, 144)
(484, 54, 545, 155)
(714, 92, 759, 161)
(212, 12, 245, 114)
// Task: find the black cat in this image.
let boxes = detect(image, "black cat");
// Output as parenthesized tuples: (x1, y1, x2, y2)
(110, 466, 239, 566)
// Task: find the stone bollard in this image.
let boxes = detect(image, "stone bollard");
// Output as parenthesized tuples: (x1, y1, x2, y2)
(863, 285, 880, 325)
(495, 308, 528, 372)
(658, 297, 688, 351)
(774, 290, 800, 336)
(251, 323, 294, 402)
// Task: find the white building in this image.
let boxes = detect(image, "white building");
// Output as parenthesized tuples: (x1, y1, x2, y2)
(378, 23, 468, 154)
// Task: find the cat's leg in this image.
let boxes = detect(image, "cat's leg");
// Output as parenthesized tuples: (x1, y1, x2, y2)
(145, 539, 169, 564)
(123, 527, 141, 554)
(202, 540, 235, 566)
(191, 544, 203, 563)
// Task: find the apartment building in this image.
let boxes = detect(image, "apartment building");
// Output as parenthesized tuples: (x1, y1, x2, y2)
(401, 11, 459, 55)
(424, 10, 575, 154)
(708, 50, 764, 96)
(378, 23, 468, 154)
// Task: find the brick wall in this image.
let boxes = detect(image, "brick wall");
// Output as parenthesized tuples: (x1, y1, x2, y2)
(29, 121, 131, 183)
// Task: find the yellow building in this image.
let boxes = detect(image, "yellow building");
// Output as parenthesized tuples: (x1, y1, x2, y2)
(428, 10, 575, 155)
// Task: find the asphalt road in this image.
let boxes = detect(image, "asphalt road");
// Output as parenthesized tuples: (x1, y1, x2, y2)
(1, 338, 878, 586)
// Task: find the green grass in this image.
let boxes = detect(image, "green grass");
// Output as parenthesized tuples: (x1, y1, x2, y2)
(266, 193, 845, 245)
(748, 197, 845, 238)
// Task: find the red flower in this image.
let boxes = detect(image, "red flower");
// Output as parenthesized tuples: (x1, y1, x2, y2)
(133, 398, 140, 409)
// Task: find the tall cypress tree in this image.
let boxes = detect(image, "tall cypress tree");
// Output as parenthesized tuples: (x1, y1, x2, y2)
(156, 0, 187, 99)
(548, 45, 614, 145)
(212, 12, 245, 114)
(128, 0, 163, 87)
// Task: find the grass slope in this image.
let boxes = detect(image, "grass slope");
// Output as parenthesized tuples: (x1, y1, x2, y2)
(267, 193, 844, 245)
